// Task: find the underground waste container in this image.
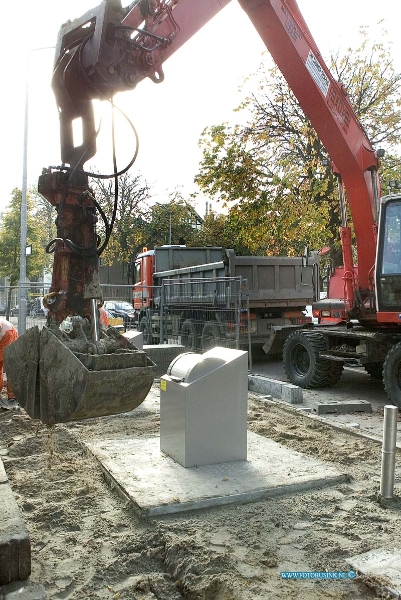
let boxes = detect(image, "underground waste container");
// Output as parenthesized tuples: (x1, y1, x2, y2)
(160, 347, 248, 467)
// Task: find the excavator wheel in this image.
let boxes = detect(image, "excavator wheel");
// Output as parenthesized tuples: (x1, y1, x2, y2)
(383, 343, 401, 408)
(283, 331, 343, 388)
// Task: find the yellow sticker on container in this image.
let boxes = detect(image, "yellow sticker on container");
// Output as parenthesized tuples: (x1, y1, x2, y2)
(160, 380, 167, 392)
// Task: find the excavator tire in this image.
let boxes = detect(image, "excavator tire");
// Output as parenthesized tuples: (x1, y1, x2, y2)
(283, 330, 342, 388)
(383, 343, 401, 408)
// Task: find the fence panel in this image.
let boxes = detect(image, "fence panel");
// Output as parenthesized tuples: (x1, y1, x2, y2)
(149, 277, 251, 355)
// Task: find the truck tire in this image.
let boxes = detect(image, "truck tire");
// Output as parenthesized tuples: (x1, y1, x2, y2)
(364, 362, 383, 380)
(181, 319, 197, 351)
(283, 331, 342, 388)
(201, 321, 221, 351)
(383, 343, 401, 408)
(139, 316, 152, 345)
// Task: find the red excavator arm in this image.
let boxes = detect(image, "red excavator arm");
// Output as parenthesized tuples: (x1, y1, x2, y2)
(51, 0, 381, 318)
(239, 0, 381, 308)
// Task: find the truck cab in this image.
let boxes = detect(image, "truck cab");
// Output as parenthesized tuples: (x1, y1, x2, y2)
(133, 248, 156, 316)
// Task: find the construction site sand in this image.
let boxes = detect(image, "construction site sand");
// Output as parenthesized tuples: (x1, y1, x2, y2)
(1, 385, 401, 599)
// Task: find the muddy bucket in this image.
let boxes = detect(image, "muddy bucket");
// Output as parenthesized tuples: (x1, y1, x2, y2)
(5, 326, 156, 424)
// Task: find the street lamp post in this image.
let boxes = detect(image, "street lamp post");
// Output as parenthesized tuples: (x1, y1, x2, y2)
(18, 46, 54, 334)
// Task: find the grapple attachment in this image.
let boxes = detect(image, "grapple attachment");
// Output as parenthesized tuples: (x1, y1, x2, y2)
(5, 323, 155, 425)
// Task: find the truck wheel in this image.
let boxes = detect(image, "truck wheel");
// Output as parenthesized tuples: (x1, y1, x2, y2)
(283, 331, 341, 388)
(364, 362, 383, 380)
(201, 321, 221, 351)
(181, 319, 197, 351)
(139, 317, 152, 345)
(383, 343, 401, 408)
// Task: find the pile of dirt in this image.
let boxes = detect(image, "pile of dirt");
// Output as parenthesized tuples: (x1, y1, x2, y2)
(1, 388, 400, 599)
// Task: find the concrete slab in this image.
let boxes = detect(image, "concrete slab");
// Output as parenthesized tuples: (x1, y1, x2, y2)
(248, 374, 303, 403)
(347, 548, 401, 597)
(316, 399, 372, 415)
(85, 431, 347, 517)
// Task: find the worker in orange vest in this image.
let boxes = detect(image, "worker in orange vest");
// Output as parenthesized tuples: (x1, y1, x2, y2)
(99, 306, 109, 328)
(0, 318, 18, 401)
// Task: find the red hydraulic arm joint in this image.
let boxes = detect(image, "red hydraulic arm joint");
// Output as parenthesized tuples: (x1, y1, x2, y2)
(51, 0, 231, 170)
(339, 226, 355, 313)
(47, 0, 381, 324)
(46, 0, 232, 327)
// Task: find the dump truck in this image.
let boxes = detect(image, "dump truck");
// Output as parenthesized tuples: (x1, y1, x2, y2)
(133, 246, 318, 353)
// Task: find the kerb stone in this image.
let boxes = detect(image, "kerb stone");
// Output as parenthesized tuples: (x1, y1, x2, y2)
(0, 461, 31, 585)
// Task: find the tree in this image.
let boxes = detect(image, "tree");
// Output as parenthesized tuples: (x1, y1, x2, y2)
(144, 191, 200, 248)
(0, 188, 46, 312)
(195, 28, 401, 260)
(91, 171, 152, 267)
(30, 187, 57, 274)
(188, 210, 231, 249)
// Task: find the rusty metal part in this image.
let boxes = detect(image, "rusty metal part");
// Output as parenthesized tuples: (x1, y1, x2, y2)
(10, 169, 156, 424)
(39, 170, 101, 325)
(4, 324, 155, 425)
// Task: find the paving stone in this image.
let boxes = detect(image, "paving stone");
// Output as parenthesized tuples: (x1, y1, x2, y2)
(316, 400, 372, 415)
(248, 374, 303, 403)
(86, 431, 346, 517)
(0, 470, 31, 586)
(281, 383, 303, 404)
(347, 548, 401, 597)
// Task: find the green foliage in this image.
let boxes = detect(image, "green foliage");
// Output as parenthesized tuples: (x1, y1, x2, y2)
(92, 175, 203, 262)
(145, 191, 200, 247)
(188, 211, 231, 249)
(0, 188, 49, 286)
(377, 153, 401, 195)
(331, 27, 401, 146)
(195, 27, 401, 261)
(30, 187, 57, 273)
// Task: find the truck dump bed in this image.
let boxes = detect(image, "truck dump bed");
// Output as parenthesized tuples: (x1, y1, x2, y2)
(154, 246, 223, 272)
(226, 250, 317, 307)
(152, 248, 317, 308)
(153, 262, 227, 306)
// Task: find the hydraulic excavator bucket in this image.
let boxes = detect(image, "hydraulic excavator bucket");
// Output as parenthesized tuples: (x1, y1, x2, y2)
(4, 323, 155, 425)
(4, 171, 157, 425)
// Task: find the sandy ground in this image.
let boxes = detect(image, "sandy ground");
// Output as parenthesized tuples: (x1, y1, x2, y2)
(1, 384, 401, 600)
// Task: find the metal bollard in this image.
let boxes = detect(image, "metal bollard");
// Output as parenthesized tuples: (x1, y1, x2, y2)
(380, 405, 398, 498)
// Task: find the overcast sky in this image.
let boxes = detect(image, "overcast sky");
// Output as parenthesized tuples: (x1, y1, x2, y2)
(1, 1, 401, 215)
